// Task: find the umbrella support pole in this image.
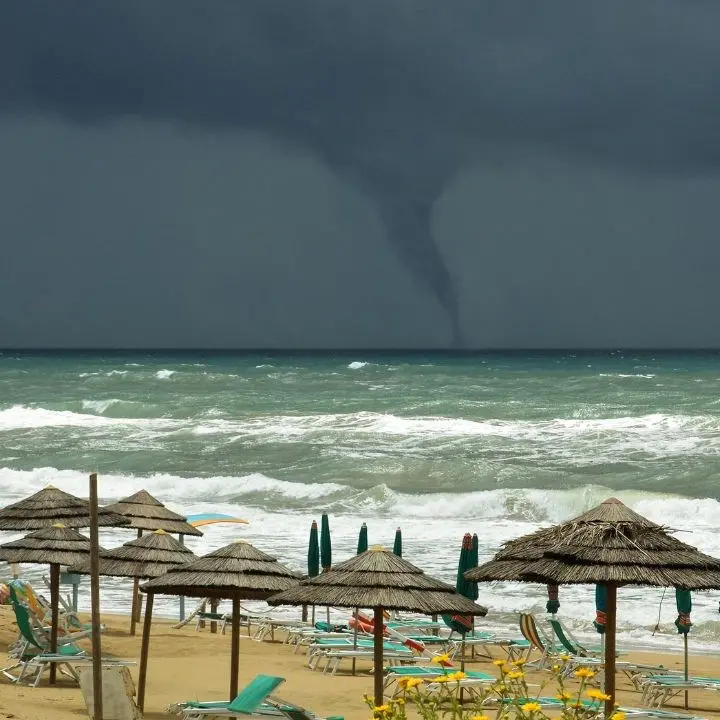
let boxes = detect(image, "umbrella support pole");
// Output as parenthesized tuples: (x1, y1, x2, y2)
(89, 472, 104, 720)
(373, 607, 384, 707)
(311, 605, 315, 624)
(130, 577, 140, 636)
(302, 604, 308, 623)
(137, 592, 154, 713)
(49, 563, 60, 685)
(352, 607, 359, 676)
(210, 599, 218, 634)
(684, 632, 689, 710)
(603, 583, 617, 719)
(230, 598, 240, 700)
(135, 530, 144, 622)
(178, 534, 185, 622)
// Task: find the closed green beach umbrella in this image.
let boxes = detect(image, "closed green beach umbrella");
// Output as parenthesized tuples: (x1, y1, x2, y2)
(443, 533, 474, 634)
(469, 533, 479, 601)
(320, 514, 332, 571)
(594, 583, 607, 634)
(675, 589, 692, 634)
(308, 520, 320, 578)
(357, 523, 368, 555)
(392, 527, 402, 557)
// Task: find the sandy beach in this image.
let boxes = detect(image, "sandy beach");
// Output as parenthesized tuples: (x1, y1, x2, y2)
(0, 608, 720, 720)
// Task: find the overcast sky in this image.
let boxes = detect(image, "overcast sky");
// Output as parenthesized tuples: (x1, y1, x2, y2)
(2, 2, 720, 348)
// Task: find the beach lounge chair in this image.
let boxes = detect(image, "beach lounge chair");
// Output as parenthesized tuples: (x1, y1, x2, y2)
(492, 696, 707, 720)
(639, 675, 720, 708)
(383, 665, 495, 697)
(169, 674, 344, 719)
(4, 601, 133, 686)
(77, 665, 140, 720)
(517, 613, 562, 668)
(546, 616, 606, 657)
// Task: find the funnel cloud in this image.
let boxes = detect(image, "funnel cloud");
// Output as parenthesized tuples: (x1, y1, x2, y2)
(2, 2, 720, 348)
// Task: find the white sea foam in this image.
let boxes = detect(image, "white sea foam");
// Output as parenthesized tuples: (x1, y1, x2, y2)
(2, 466, 720, 646)
(156, 369, 175, 379)
(81, 399, 121, 414)
(348, 361, 369, 369)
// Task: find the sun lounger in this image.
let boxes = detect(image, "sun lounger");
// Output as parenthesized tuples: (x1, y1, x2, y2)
(4, 601, 133, 687)
(169, 674, 344, 719)
(383, 665, 495, 696)
(546, 616, 606, 657)
(492, 696, 706, 719)
(640, 675, 720, 707)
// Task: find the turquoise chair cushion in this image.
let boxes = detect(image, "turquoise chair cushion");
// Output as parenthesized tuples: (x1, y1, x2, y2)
(227, 674, 285, 714)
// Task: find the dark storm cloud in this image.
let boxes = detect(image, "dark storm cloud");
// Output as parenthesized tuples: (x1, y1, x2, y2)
(2, 1, 720, 347)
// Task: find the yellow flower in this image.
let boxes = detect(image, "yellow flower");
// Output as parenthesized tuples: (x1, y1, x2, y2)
(373, 705, 390, 713)
(521, 702, 543, 712)
(472, 716, 491, 720)
(507, 670, 524, 680)
(588, 689, 611, 701)
(397, 676, 423, 690)
(573, 667, 596, 679)
(515, 658, 527, 666)
(551, 664, 560, 671)
(432, 653, 451, 664)
(493, 659, 508, 666)
(560, 654, 570, 661)
(556, 691, 573, 701)
(611, 713, 627, 720)
(446, 671, 467, 682)
(395, 698, 405, 705)
(434, 675, 450, 683)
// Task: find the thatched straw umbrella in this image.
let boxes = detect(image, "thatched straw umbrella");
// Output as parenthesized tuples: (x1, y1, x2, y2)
(103, 490, 203, 537)
(67, 529, 197, 635)
(0, 524, 105, 685)
(136, 540, 299, 711)
(103, 489, 203, 628)
(268, 545, 488, 707)
(0, 486, 129, 530)
(466, 498, 720, 717)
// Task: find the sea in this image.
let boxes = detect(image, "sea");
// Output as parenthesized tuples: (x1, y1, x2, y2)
(1, 350, 719, 653)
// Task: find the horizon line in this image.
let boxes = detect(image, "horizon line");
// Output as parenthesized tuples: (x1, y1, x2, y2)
(1, 347, 720, 354)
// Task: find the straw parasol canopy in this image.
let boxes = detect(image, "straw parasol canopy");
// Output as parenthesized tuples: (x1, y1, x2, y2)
(268, 545, 487, 707)
(466, 497, 720, 589)
(0, 486, 130, 531)
(465, 497, 720, 717)
(68, 529, 196, 579)
(0, 524, 103, 685)
(103, 489, 203, 536)
(0, 523, 102, 566)
(135, 540, 300, 711)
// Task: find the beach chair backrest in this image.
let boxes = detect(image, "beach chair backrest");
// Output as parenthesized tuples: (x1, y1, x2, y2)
(11, 601, 44, 650)
(548, 618, 584, 656)
(519, 613, 544, 651)
(227, 674, 285, 713)
(9, 579, 46, 621)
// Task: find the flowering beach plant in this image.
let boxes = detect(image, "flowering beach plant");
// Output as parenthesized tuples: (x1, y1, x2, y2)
(365, 654, 626, 720)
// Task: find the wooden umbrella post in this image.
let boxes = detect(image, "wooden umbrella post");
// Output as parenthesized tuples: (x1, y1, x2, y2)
(129, 578, 139, 636)
(49, 562, 60, 685)
(230, 597, 240, 700)
(137, 591, 154, 712)
(373, 606, 384, 708)
(604, 584, 617, 719)
(134, 529, 143, 623)
(178, 533, 185, 622)
(89, 472, 104, 720)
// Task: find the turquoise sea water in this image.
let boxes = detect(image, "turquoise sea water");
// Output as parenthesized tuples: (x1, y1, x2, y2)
(1, 350, 719, 649)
